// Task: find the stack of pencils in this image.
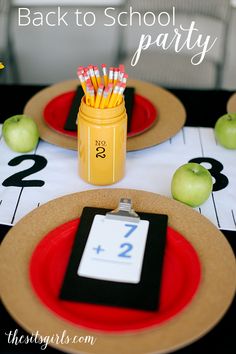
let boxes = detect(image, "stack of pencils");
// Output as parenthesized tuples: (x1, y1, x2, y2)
(77, 64, 128, 108)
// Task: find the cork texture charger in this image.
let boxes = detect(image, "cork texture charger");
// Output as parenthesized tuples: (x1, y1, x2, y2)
(23, 79, 186, 151)
(227, 92, 236, 113)
(0, 189, 235, 354)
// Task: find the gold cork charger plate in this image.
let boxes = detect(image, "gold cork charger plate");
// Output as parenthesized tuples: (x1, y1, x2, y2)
(0, 189, 235, 354)
(23, 79, 186, 151)
(227, 92, 236, 113)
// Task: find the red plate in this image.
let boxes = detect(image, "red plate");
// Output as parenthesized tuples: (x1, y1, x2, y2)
(43, 91, 157, 138)
(29, 218, 201, 332)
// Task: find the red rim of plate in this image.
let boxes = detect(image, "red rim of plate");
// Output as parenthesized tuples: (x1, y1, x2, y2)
(29, 218, 201, 333)
(43, 91, 157, 138)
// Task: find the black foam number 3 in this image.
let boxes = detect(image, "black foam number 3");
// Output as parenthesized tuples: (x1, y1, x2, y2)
(2, 155, 47, 187)
(189, 157, 229, 191)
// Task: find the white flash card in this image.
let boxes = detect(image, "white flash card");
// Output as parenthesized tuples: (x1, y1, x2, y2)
(77, 214, 149, 283)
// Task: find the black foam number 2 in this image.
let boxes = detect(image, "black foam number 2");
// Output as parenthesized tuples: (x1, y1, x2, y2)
(189, 157, 229, 191)
(2, 155, 47, 187)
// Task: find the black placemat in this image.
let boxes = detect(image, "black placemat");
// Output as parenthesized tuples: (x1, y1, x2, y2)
(63, 85, 84, 131)
(60, 207, 168, 311)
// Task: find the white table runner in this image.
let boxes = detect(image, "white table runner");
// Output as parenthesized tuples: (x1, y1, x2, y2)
(0, 125, 235, 230)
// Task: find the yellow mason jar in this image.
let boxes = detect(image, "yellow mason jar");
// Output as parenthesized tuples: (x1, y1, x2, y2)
(78, 97, 127, 185)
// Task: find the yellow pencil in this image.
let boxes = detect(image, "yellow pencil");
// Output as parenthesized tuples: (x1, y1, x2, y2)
(108, 84, 120, 108)
(85, 79, 92, 104)
(88, 85, 95, 107)
(94, 84, 104, 108)
(118, 64, 125, 81)
(85, 79, 93, 95)
(84, 67, 90, 81)
(102, 64, 108, 87)
(105, 83, 113, 107)
(122, 73, 128, 84)
(94, 65, 101, 86)
(77, 69, 87, 94)
(85, 89, 91, 106)
(116, 83, 126, 105)
(113, 68, 119, 86)
(100, 87, 109, 109)
(108, 67, 114, 84)
(88, 65, 98, 91)
(78, 66, 84, 73)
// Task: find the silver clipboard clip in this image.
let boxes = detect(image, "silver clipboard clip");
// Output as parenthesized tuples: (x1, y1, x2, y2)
(105, 198, 140, 223)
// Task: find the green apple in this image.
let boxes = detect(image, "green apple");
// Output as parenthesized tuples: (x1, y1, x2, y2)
(3, 115, 39, 153)
(171, 163, 213, 207)
(214, 113, 236, 149)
